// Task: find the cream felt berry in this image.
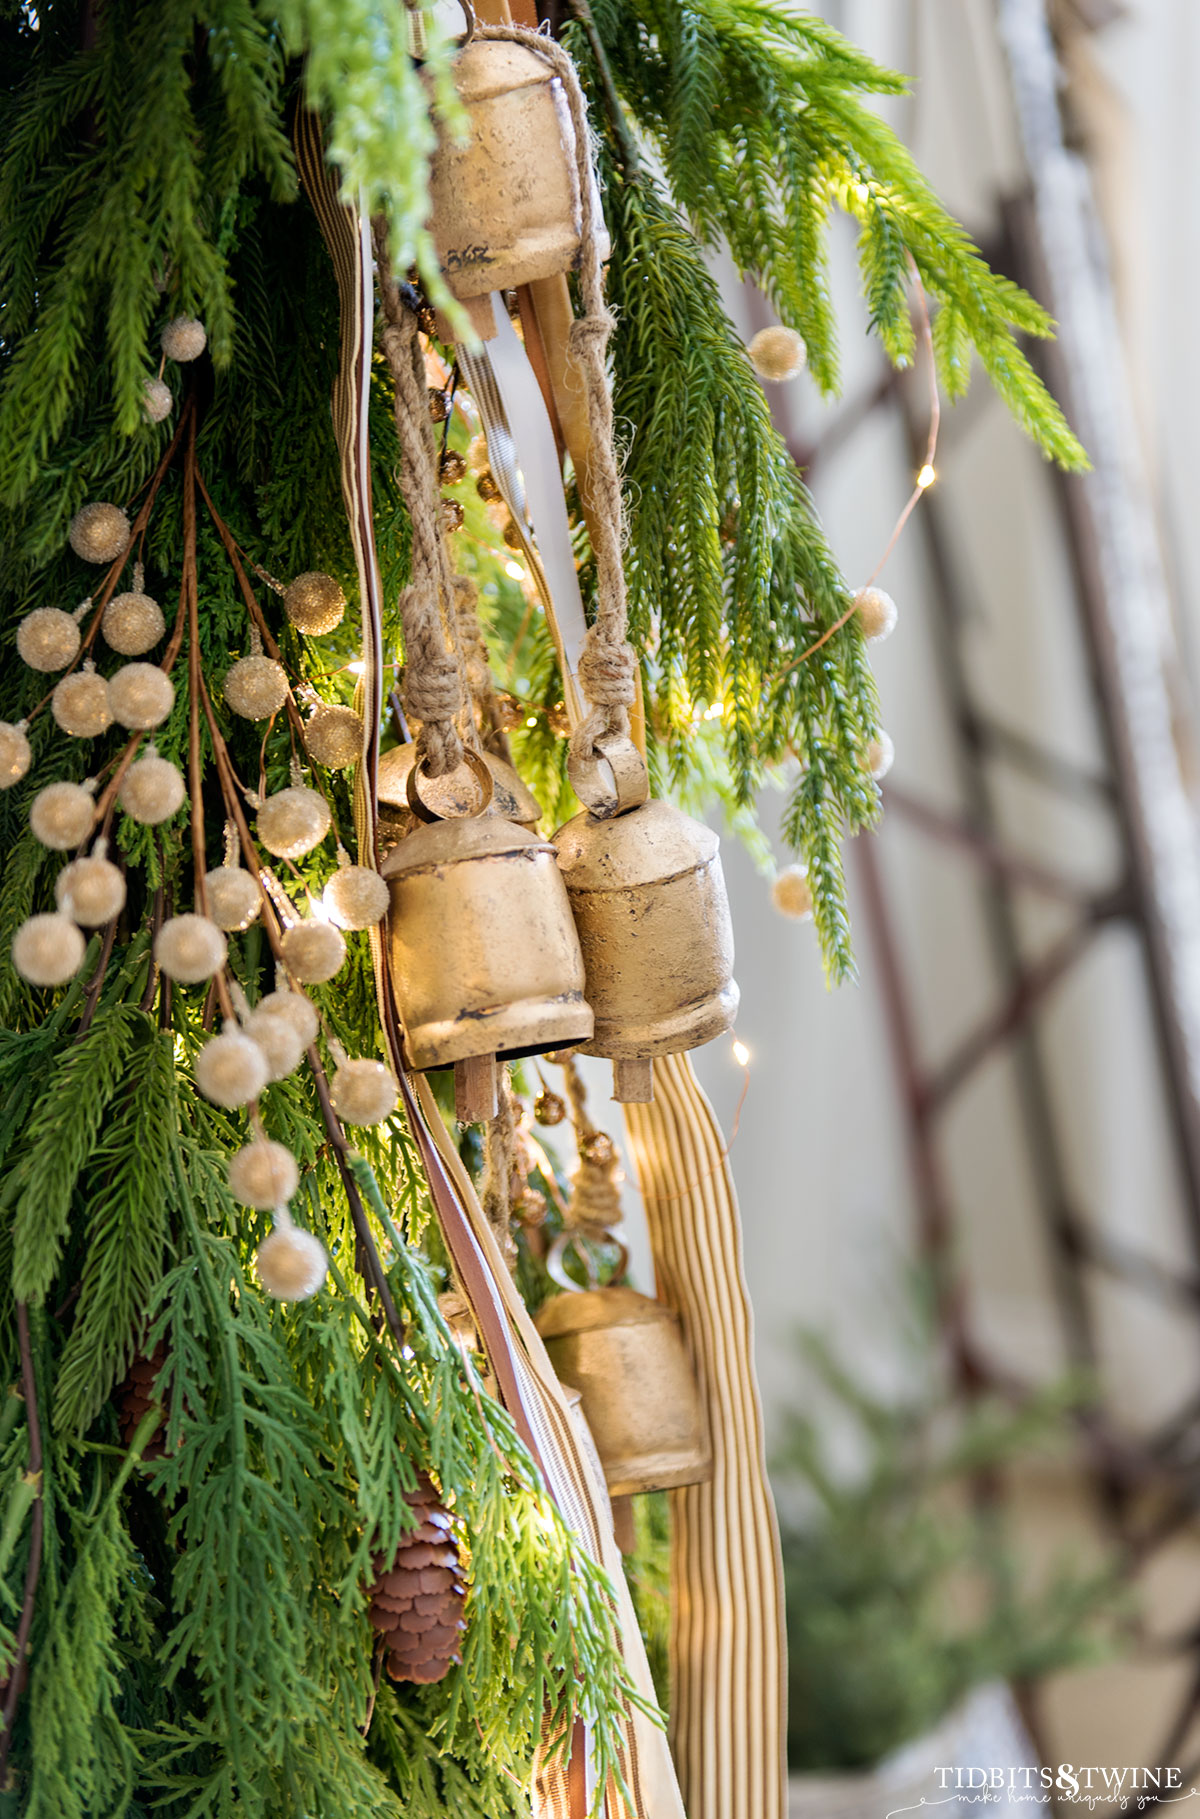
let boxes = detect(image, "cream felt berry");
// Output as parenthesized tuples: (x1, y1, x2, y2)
(12, 913, 86, 987)
(118, 749, 184, 824)
(227, 1137, 299, 1209)
(255, 1206, 327, 1301)
(155, 914, 227, 983)
(69, 502, 130, 564)
(280, 918, 345, 983)
(30, 779, 97, 850)
(56, 842, 125, 927)
(196, 1025, 269, 1109)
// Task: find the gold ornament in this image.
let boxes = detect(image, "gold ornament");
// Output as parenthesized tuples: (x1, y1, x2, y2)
(161, 316, 207, 362)
(196, 1026, 270, 1109)
(438, 450, 467, 484)
(536, 1285, 713, 1496)
(51, 665, 111, 738)
(142, 377, 173, 423)
(865, 730, 894, 781)
(108, 661, 174, 730)
(323, 863, 389, 930)
(103, 589, 165, 655)
(501, 518, 524, 551)
(330, 1057, 399, 1126)
(228, 1137, 299, 1210)
(770, 865, 812, 921)
(428, 387, 451, 424)
(204, 865, 261, 931)
(224, 653, 289, 721)
(854, 585, 898, 644)
(534, 1088, 567, 1126)
(546, 701, 572, 738)
(280, 918, 345, 983)
(55, 848, 125, 926)
(17, 606, 83, 672)
(476, 471, 501, 503)
(747, 324, 807, 382)
(154, 913, 227, 983)
(303, 703, 363, 769)
(256, 785, 331, 860)
(0, 721, 31, 789)
(427, 39, 606, 299)
(69, 501, 130, 565)
(441, 498, 465, 533)
(382, 753, 592, 1120)
(118, 749, 184, 824)
(12, 912, 86, 988)
(553, 763, 738, 1103)
(255, 1209, 327, 1301)
(244, 1006, 306, 1081)
(492, 692, 525, 731)
(31, 780, 96, 850)
(284, 571, 346, 636)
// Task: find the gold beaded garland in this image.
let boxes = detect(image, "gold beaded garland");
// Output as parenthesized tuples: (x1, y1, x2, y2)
(17, 607, 83, 673)
(118, 750, 184, 824)
(854, 586, 898, 644)
(69, 502, 130, 564)
(442, 499, 465, 533)
(280, 919, 345, 983)
(196, 1027, 270, 1109)
(323, 864, 389, 930)
(0, 722, 32, 788)
(747, 324, 807, 383)
(502, 518, 524, 550)
(51, 666, 111, 738)
(31, 781, 96, 850)
(108, 662, 174, 730)
(302, 703, 363, 770)
(12, 913, 86, 987)
(143, 377, 173, 423)
(55, 849, 126, 926)
(256, 786, 331, 859)
(103, 590, 165, 655)
(204, 866, 261, 931)
(228, 1138, 299, 1209)
(284, 572, 346, 636)
(771, 866, 813, 921)
(224, 653, 290, 721)
(534, 1089, 567, 1126)
(255, 1212, 327, 1300)
(476, 471, 501, 503)
(154, 913, 227, 983)
(428, 387, 451, 423)
(438, 450, 467, 484)
(161, 316, 207, 362)
(330, 1058, 399, 1126)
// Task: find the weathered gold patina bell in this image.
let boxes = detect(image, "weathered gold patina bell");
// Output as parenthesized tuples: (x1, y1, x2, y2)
(536, 1284, 713, 1497)
(426, 37, 608, 309)
(382, 751, 592, 1120)
(552, 740, 738, 1103)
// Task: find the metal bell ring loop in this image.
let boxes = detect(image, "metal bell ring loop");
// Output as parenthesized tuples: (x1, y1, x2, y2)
(567, 734, 649, 821)
(405, 746, 495, 823)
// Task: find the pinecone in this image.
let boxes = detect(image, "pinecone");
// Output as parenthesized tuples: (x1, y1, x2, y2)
(117, 1343, 169, 1461)
(368, 1472, 466, 1684)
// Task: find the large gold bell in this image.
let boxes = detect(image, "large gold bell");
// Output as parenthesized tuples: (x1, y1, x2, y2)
(382, 752, 593, 1120)
(536, 1285, 713, 1497)
(426, 38, 608, 305)
(552, 744, 738, 1103)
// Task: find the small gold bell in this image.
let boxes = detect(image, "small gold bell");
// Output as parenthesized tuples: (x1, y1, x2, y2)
(536, 1283, 713, 1497)
(552, 741, 738, 1103)
(382, 752, 592, 1121)
(426, 38, 609, 305)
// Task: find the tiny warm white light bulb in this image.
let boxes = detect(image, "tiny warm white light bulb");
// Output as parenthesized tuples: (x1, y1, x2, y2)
(525, 715, 538, 728)
(346, 659, 367, 676)
(916, 463, 936, 490)
(732, 1038, 750, 1068)
(505, 561, 527, 581)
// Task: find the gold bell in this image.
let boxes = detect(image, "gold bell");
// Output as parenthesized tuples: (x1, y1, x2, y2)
(536, 1282, 713, 1497)
(382, 751, 593, 1121)
(552, 740, 738, 1103)
(426, 37, 609, 308)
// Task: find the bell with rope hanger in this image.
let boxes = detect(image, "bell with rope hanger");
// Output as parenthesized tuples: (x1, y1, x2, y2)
(553, 736, 739, 1104)
(382, 749, 594, 1121)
